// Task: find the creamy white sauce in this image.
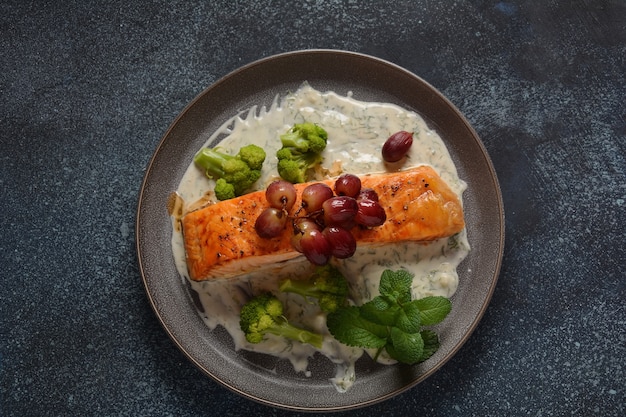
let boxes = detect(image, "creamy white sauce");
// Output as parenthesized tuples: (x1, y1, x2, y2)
(170, 84, 470, 392)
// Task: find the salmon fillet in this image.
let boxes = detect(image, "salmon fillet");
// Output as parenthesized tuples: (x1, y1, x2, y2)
(182, 166, 465, 281)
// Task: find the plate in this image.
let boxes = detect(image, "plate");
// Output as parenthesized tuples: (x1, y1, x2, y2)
(136, 50, 504, 411)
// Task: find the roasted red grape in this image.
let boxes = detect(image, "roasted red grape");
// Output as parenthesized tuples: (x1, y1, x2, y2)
(301, 183, 334, 213)
(355, 199, 387, 227)
(254, 207, 287, 238)
(265, 180, 297, 210)
(322, 196, 358, 228)
(334, 173, 361, 198)
(290, 218, 320, 253)
(357, 187, 379, 202)
(299, 229, 332, 265)
(323, 226, 357, 259)
(382, 131, 413, 162)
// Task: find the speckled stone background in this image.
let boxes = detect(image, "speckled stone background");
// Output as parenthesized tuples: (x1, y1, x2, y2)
(1, 1, 624, 416)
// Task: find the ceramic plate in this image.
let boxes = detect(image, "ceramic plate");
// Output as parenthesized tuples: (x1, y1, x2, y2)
(136, 50, 504, 411)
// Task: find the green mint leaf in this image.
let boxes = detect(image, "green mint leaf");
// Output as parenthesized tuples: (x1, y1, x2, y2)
(395, 300, 422, 334)
(360, 299, 399, 326)
(327, 306, 388, 349)
(418, 330, 440, 362)
(379, 269, 413, 304)
(414, 296, 452, 325)
(386, 327, 424, 365)
(369, 295, 393, 310)
(324, 269, 452, 366)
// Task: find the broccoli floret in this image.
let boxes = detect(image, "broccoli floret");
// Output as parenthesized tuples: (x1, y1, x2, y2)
(239, 293, 324, 348)
(276, 123, 328, 183)
(213, 178, 235, 200)
(279, 264, 349, 313)
(276, 148, 324, 184)
(194, 144, 266, 200)
(237, 144, 266, 171)
(280, 123, 328, 154)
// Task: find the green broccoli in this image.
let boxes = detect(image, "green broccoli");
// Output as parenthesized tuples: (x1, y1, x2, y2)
(194, 144, 266, 200)
(279, 264, 349, 313)
(213, 178, 236, 200)
(276, 123, 328, 183)
(280, 122, 328, 154)
(239, 293, 324, 348)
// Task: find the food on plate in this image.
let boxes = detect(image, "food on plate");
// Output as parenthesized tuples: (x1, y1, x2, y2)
(182, 166, 464, 281)
(242, 266, 452, 366)
(382, 130, 414, 163)
(169, 84, 470, 392)
(239, 292, 324, 348)
(276, 122, 328, 183)
(334, 173, 362, 197)
(193, 143, 266, 200)
(264, 180, 298, 210)
(326, 269, 451, 365)
(278, 264, 349, 314)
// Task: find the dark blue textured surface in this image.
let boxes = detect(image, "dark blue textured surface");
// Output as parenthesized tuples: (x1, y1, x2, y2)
(1, 1, 624, 415)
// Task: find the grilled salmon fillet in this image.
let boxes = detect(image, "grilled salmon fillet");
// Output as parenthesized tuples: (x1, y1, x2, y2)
(182, 165, 465, 281)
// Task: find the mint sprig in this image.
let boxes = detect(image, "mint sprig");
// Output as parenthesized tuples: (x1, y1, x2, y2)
(326, 269, 452, 365)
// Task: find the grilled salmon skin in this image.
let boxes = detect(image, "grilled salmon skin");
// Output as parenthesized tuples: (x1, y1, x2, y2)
(182, 166, 465, 281)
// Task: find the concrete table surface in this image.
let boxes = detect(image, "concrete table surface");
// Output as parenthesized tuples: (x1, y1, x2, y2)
(1, 1, 624, 415)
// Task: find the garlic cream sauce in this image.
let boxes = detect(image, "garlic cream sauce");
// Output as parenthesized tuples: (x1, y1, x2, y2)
(170, 84, 470, 392)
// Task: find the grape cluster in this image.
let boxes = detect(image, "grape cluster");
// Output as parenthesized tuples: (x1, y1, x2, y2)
(254, 173, 387, 265)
